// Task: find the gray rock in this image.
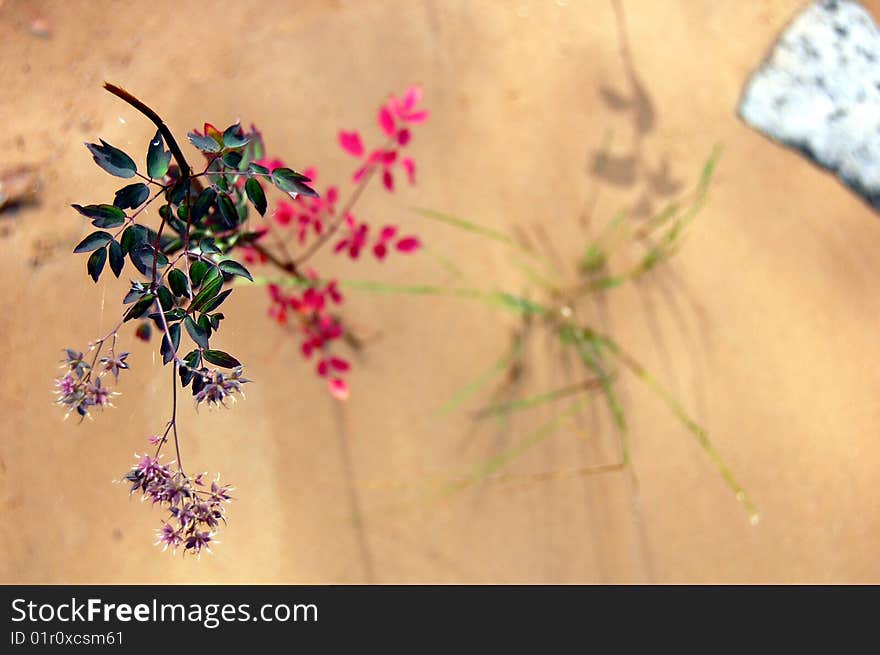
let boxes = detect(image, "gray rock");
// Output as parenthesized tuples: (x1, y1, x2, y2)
(738, 0, 880, 208)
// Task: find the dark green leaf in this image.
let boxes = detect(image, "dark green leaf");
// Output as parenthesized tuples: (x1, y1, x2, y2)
(216, 193, 238, 229)
(188, 274, 223, 313)
(113, 183, 149, 210)
(73, 231, 113, 253)
(199, 238, 221, 254)
(161, 323, 181, 365)
(201, 264, 222, 288)
(120, 224, 148, 255)
(189, 260, 209, 288)
(108, 240, 124, 277)
(162, 237, 184, 255)
(203, 349, 241, 368)
(168, 268, 190, 297)
(84, 139, 137, 178)
(124, 294, 155, 322)
(209, 313, 224, 331)
(72, 203, 127, 228)
(272, 167, 319, 197)
(248, 162, 270, 175)
(184, 349, 202, 368)
(149, 308, 186, 324)
(245, 178, 267, 216)
(132, 245, 169, 275)
(218, 259, 253, 282)
(87, 247, 107, 282)
(197, 314, 212, 338)
(209, 158, 232, 193)
(184, 316, 209, 349)
(157, 285, 174, 311)
(147, 129, 172, 179)
(166, 180, 190, 205)
(200, 288, 232, 313)
(191, 370, 206, 396)
(180, 349, 202, 387)
(179, 366, 194, 387)
(123, 281, 148, 304)
(191, 187, 216, 224)
(222, 124, 250, 148)
(222, 151, 243, 169)
(187, 131, 221, 153)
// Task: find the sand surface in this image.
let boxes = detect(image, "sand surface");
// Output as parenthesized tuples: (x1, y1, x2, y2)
(2, 0, 880, 583)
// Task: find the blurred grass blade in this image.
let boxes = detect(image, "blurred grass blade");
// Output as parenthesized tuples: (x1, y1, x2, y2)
(411, 207, 518, 246)
(445, 399, 589, 494)
(250, 276, 550, 316)
(600, 332, 760, 524)
(438, 336, 525, 416)
(474, 378, 603, 420)
(423, 245, 464, 279)
(411, 207, 557, 273)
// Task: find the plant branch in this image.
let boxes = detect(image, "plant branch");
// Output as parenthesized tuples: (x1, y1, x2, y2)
(103, 82, 191, 179)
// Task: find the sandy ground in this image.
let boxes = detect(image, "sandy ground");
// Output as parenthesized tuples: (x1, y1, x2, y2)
(2, 0, 880, 583)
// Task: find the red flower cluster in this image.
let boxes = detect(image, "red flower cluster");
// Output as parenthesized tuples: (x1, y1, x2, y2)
(267, 279, 350, 399)
(245, 86, 429, 400)
(340, 85, 428, 191)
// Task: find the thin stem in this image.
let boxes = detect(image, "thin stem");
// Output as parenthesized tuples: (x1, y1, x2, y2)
(295, 163, 378, 267)
(110, 186, 167, 242)
(150, 207, 169, 288)
(103, 83, 191, 179)
(171, 363, 184, 475)
(82, 318, 126, 383)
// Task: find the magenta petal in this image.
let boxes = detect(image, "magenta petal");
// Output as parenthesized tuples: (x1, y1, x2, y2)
(352, 165, 367, 183)
(373, 242, 387, 260)
(396, 236, 421, 253)
(328, 378, 350, 401)
(403, 85, 422, 111)
(330, 357, 351, 372)
(333, 239, 348, 253)
(405, 109, 429, 124)
(378, 106, 396, 137)
(402, 157, 417, 185)
(379, 225, 398, 240)
(339, 130, 364, 157)
(383, 169, 394, 192)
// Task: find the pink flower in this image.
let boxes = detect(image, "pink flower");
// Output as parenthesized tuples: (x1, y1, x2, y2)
(342, 86, 428, 192)
(388, 85, 430, 124)
(316, 356, 350, 377)
(372, 225, 397, 260)
(334, 214, 369, 259)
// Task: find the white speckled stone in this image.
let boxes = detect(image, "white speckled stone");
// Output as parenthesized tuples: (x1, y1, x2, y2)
(739, 0, 880, 206)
